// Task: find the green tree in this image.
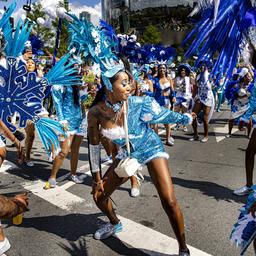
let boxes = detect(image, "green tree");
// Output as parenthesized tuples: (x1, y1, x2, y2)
(27, 3, 55, 53)
(140, 25, 161, 45)
(26, 1, 69, 57)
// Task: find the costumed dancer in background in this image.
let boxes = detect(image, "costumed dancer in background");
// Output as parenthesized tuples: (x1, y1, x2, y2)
(233, 80, 256, 196)
(173, 63, 193, 132)
(0, 3, 82, 170)
(189, 61, 215, 143)
(68, 15, 195, 256)
(22, 47, 49, 167)
(226, 67, 254, 139)
(212, 73, 226, 112)
(45, 65, 86, 189)
(184, 0, 256, 253)
(153, 64, 176, 146)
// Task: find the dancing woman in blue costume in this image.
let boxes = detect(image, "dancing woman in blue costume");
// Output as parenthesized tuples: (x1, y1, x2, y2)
(45, 80, 85, 188)
(67, 15, 195, 256)
(153, 64, 176, 146)
(88, 69, 195, 256)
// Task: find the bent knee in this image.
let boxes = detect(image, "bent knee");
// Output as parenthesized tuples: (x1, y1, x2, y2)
(59, 151, 68, 159)
(161, 197, 179, 212)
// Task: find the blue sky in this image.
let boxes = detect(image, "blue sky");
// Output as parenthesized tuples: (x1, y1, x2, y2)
(0, 0, 100, 9)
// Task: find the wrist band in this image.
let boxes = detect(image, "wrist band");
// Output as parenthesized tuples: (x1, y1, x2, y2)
(88, 144, 100, 173)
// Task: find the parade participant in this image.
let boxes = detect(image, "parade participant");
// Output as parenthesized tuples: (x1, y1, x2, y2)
(226, 68, 253, 138)
(233, 81, 256, 195)
(189, 62, 215, 143)
(67, 15, 195, 256)
(138, 70, 154, 97)
(0, 119, 24, 166)
(0, 193, 29, 255)
(24, 58, 49, 167)
(212, 74, 226, 112)
(173, 64, 193, 132)
(45, 76, 85, 188)
(153, 64, 176, 146)
(0, 3, 82, 163)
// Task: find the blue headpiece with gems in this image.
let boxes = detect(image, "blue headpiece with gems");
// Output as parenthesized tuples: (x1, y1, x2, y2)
(67, 14, 125, 91)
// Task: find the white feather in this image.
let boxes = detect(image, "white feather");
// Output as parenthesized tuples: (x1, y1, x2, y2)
(101, 127, 125, 140)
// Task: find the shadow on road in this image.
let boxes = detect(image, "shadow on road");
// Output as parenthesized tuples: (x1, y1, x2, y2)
(143, 175, 247, 204)
(14, 213, 149, 256)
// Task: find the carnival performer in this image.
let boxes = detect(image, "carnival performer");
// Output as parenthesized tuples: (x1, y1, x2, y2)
(66, 16, 196, 256)
(233, 81, 256, 196)
(0, 193, 29, 255)
(153, 64, 176, 146)
(189, 62, 215, 143)
(212, 74, 226, 112)
(138, 69, 154, 97)
(226, 68, 253, 138)
(230, 185, 256, 255)
(88, 68, 195, 256)
(45, 71, 86, 188)
(173, 64, 193, 132)
(24, 57, 49, 167)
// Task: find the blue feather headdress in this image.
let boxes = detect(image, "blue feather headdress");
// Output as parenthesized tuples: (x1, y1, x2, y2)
(67, 14, 124, 91)
(141, 44, 176, 66)
(184, 0, 256, 81)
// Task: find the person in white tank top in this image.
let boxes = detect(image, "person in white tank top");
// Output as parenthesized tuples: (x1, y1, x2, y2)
(173, 64, 193, 132)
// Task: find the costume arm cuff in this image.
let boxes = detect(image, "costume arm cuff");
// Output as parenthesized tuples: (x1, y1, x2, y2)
(89, 144, 100, 173)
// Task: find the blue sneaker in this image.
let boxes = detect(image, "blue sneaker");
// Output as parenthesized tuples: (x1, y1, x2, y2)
(94, 222, 123, 240)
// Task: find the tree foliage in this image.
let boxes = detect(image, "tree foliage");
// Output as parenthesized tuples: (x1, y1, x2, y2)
(26, 1, 69, 57)
(140, 25, 161, 45)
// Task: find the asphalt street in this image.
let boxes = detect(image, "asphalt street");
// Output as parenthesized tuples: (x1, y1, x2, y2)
(0, 106, 253, 256)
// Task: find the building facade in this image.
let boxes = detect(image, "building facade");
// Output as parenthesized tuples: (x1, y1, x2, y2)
(101, 0, 198, 45)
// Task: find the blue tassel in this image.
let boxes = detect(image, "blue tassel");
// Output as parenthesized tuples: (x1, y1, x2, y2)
(34, 117, 66, 157)
(45, 54, 82, 86)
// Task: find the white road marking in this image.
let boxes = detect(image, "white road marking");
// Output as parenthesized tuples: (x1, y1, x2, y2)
(117, 216, 212, 256)
(22, 180, 85, 211)
(213, 124, 238, 143)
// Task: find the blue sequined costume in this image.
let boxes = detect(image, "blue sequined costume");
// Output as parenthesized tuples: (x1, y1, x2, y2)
(102, 96, 191, 164)
(52, 85, 83, 134)
(153, 78, 173, 107)
(230, 187, 256, 255)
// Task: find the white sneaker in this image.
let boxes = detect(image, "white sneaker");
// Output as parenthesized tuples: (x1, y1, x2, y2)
(70, 175, 85, 184)
(0, 238, 11, 255)
(44, 178, 57, 189)
(189, 136, 199, 141)
(183, 126, 188, 132)
(26, 161, 34, 167)
(167, 137, 175, 146)
(130, 187, 140, 197)
(200, 137, 208, 143)
(225, 134, 231, 138)
(233, 186, 252, 196)
(94, 222, 123, 240)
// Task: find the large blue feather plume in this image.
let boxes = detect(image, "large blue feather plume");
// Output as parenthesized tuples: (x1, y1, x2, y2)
(35, 117, 66, 157)
(45, 54, 82, 86)
(3, 18, 33, 57)
(184, 0, 255, 81)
